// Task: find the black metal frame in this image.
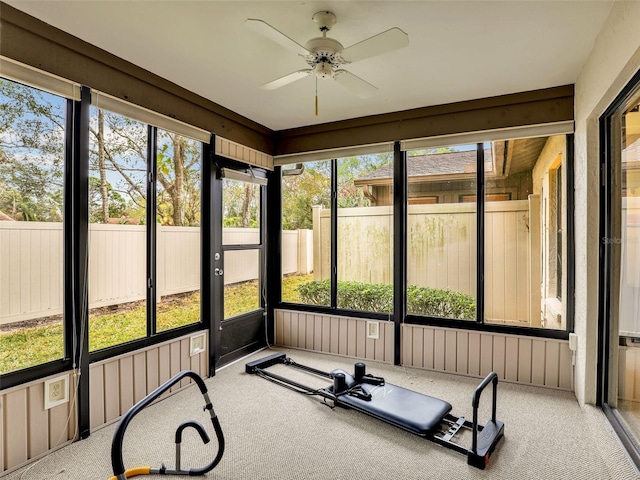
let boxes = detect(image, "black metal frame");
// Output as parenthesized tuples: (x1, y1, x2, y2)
(275, 138, 573, 341)
(0, 90, 218, 442)
(213, 154, 269, 368)
(597, 67, 640, 470)
(393, 141, 407, 365)
(147, 125, 158, 337)
(245, 352, 504, 470)
(476, 143, 486, 325)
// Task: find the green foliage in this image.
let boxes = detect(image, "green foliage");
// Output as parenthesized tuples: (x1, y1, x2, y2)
(222, 180, 260, 228)
(0, 275, 309, 373)
(296, 279, 332, 306)
(297, 280, 475, 319)
(0, 79, 66, 221)
(88, 177, 128, 222)
(408, 146, 457, 156)
(281, 273, 313, 302)
(406, 285, 476, 319)
(337, 281, 394, 312)
(282, 163, 331, 230)
(281, 153, 392, 230)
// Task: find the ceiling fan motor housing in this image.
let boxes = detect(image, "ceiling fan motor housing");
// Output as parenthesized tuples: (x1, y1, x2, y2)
(304, 36, 346, 76)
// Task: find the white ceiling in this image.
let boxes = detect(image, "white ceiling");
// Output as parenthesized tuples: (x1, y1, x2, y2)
(5, 1, 614, 131)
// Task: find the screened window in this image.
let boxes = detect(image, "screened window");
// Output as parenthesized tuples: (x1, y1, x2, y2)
(403, 135, 569, 329)
(483, 134, 566, 330)
(223, 178, 262, 318)
(88, 107, 205, 351)
(0, 78, 68, 373)
(337, 154, 393, 313)
(406, 144, 478, 321)
(280, 153, 394, 313)
(156, 129, 202, 332)
(281, 161, 331, 305)
(88, 107, 148, 350)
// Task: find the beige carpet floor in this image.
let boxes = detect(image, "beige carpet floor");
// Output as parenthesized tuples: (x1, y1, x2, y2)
(5, 347, 640, 479)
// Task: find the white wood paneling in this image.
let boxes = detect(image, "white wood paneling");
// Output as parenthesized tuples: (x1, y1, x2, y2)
(402, 324, 572, 389)
(275, 310, 394, 363)
(0, 371, 77, 475)
(88, 332, 209, 432)
(276, 309, 572, 390)
(216, 136, 273, 170)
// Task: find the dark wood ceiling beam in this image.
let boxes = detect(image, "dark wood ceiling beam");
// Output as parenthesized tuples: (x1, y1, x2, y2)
(0, 3, 275, 154)
(274, 85, 574, 156)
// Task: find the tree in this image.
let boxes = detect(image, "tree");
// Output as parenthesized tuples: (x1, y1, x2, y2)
(0, 77, 203, 227)
(88, 110, 147, 224)
(156, 131, 201, 226)
(282, 162, 331, 230)
(222, 179, 260, 228)
(0, 79, 66, 222)
(87, 110, 202, 226)
(281, 154, 393, 230)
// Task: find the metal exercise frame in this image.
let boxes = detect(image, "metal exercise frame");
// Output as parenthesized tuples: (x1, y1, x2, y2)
(246, 352, 504, 469)
(108, 370, 224, 480)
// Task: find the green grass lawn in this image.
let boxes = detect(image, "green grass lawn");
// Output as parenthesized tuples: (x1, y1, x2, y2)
(0, 274, 313, 374)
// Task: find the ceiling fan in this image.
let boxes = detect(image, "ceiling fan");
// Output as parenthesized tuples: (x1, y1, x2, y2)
(246, 11, 409, 104)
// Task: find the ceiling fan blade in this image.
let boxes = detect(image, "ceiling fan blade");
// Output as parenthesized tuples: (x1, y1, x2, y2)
(339, 27, 409, 63)
(261, 70, 312, 90)
(334, 70, 378, 99)
(246, 18, 310, 57)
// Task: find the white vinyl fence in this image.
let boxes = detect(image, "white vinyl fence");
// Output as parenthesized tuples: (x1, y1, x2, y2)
(313, 197, 541, 326)
(0, 223, 312, 325)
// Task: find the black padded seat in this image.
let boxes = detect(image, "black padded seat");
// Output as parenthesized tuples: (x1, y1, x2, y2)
(331, 369, 452, 435)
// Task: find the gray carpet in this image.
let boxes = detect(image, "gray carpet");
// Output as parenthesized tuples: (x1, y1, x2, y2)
(6, 347, 640, 479)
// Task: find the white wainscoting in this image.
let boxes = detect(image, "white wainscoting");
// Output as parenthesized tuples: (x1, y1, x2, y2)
(275, 309, 572, 390)
(0, 332, 208, 476)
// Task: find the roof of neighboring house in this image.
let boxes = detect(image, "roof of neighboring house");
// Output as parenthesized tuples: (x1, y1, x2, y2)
(355, 149, 493, 184)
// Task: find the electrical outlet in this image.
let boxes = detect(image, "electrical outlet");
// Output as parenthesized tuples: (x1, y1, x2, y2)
(366, 321, 380, 340)
(190, 333, 206, 356)
(44, 374, 69, 410)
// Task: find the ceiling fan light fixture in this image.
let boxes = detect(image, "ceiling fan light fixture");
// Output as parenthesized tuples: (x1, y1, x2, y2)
(314, 62, 334, 79)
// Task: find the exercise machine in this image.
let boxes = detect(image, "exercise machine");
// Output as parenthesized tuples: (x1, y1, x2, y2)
(108, 370, 224, 480)
(246, 352, 504, 469)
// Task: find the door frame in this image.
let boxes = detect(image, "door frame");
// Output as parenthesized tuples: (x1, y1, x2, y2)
(598, 68, 640, 469)
(210, 151, 269, 369)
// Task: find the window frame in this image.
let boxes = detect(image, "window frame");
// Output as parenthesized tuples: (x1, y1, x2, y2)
(598, 67, 640, 471)
(276, 138, 574, 340)
(0, 82, 214, 388)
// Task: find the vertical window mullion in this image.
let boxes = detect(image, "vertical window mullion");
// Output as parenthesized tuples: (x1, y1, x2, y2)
(202, 135, 215, 374)
(393, 141, 406, 365)
(63, 98, 75, 363)
(330, 159, 338, 308)
(74, 85, 91, 439)
(476, 143, 485, 325)
(260, 183, 267, 311)
(147, 126, 157, 336)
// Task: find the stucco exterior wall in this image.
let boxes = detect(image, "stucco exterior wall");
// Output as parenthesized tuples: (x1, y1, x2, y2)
(574, 0, 640, 406)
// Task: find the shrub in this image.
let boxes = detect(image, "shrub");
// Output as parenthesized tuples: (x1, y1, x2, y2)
(297, 280, 475, 319)
(406, 285, 475, 319)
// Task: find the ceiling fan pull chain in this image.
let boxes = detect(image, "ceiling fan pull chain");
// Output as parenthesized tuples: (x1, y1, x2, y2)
(315, 76, 319, 116)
